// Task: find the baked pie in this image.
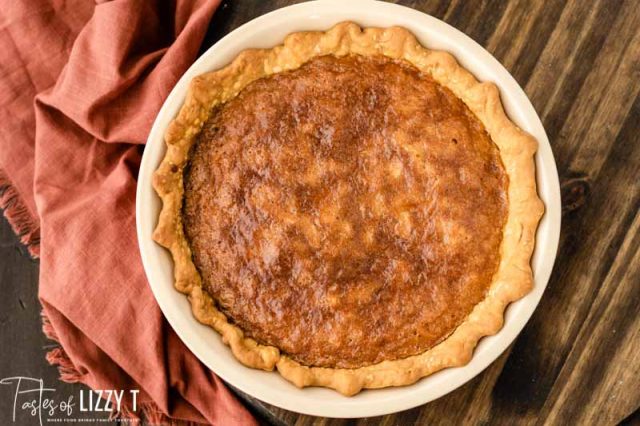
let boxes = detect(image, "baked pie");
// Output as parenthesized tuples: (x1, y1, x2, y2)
(153, 22, 544, 395)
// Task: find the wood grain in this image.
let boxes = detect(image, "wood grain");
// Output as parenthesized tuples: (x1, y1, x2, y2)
(0, 215, 112, 424)
(1, 0, 638, 425)
(204, 1, 640, 424)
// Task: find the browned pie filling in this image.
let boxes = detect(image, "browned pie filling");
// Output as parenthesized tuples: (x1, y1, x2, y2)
(183, 54, 508, 369)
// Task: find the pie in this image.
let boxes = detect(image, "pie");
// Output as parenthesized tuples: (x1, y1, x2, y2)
(152, 22, 544, 396)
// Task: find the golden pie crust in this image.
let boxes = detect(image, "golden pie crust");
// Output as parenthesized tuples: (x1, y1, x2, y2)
(152, 22, 544, 395)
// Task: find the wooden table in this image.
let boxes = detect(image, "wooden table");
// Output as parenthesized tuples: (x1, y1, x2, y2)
(1, 0, 639, 424)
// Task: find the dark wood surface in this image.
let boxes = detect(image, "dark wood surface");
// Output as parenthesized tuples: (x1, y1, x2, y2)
(1, 0, 639, 425)
(205, 1, 640, 425)
(0, 215, 113, 424)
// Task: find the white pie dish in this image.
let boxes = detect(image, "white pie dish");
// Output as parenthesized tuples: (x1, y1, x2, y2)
(136, 0, 561, 418)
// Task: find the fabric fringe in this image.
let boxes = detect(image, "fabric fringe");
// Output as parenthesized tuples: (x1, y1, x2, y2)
(42, 312, 202, 425)
(41, 310, 60, 341)
(42, 312, 85, 383)
(45, 347, 86, 383)
(0, 169, 40, 257)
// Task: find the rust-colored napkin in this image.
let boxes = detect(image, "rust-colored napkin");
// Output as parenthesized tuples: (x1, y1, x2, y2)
(0, 1, 257, 424)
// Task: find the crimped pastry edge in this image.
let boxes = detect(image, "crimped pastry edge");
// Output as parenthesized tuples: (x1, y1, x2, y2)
(152, 22, 545, 396)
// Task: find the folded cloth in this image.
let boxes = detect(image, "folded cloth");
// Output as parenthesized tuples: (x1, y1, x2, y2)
(0, 1, 257, 424)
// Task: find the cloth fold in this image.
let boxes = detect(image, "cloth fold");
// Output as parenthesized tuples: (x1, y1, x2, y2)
(0, 1, 256, 424)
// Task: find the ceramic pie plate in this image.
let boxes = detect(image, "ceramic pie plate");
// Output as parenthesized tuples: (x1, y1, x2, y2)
(136, 0, 561, 418)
